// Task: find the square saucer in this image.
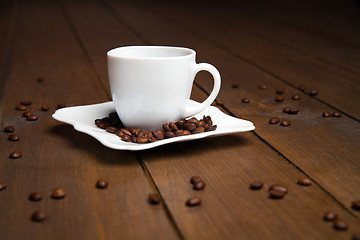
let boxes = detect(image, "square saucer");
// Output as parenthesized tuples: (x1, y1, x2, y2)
(52, 100, 255, 151)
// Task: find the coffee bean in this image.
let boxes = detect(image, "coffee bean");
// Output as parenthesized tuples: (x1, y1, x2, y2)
(190, 176, 202, 184)
(297, 178, 312, 186)
(309, 89, 318, 96)
(205, 125, 217, 132)
(269, 189, 286, 199)
(169, 122, 179, 131)
(239, 115, 246, 120)
(51, 188, 66, 199)
(183, 123, 196, 131)
(9, 151, 22, 159)
(288, 108, 299, 114)
(41, 105, 50, 111)
(162, 123, 171, 132)
(258, 84, 267, 89)
(153, 129, 165, 140)
(31, 211, 46, 222)
(333, 219, 348, 231)
(148, 193, 161, 204)
(186, 197, 201, 206)
(322, 111, 332, 117)
(8, 134, 19, 141)
(121, 134, 130, 142)
(137, 137, 149, 143)
(184, 130, 191, 135)
(280, 120, 291, 127)
(299, 85, 305, 91)
(105, 126, 117, 134)
(292, 94, 301, 100)
(20, 100, 32, 106)
(29, 192, 42, 201)
(37, 77, 44, 82)
(216, 100, 225, 106)
(232, 83, 239, 88)
(0, 182, 7, 191)
(351, 200, 360, 211)
(96, 179, 108, 189)
(57, 103, 67, 109)
(249, 181, 263, 190)
(193, 180, 206, 190)
(15, 104, 26, 111)
(192, 127, 205, 134)
(323, 211, 338, 221)
(187, 118, 199, 126)
(164, 131, 175, 138)
(22, 111, 33, 118)
(175, 130, 185, 137)
(198, 120, 206, 127)
(241, 97, 250, 103)
(276, 88, 284, 94)
(269, 117, 280, 124)
(332, 112, 342, 118)
(352, 234, 360, 240)
(26, 115, 38, 121)
(130, 136, 137, 143)
(120, 129, 132, 136)
(283, 107, 291, 113)
(175, 119, 185, 129)
(3, 125, 15, 133)
(269, 184, 288, 194)
(275, 96, 285, 102)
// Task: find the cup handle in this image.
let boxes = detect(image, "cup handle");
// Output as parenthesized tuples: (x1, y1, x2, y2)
(183, 63, 221, 117)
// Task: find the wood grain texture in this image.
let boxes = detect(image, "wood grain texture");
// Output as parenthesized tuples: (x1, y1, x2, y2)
(143, 0, 360, 120)
(0, 1, 179, 239)
(116, 0, 360, 217)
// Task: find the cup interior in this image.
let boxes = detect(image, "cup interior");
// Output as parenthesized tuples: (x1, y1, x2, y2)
(107, 46, 194, 59)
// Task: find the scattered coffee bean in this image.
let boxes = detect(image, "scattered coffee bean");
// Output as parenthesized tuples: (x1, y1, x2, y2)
(299, 85, 305, 91)
(26, 115, 38, 121)
(22, 111, 33, 118)
(216, 100, 225, 106)
(332, 112, 342, 118)
(241, 97, 250, 103)
(190, 176, 202, 184)
(275, 96, 285, 102)
(0, 182, 7, 190)
(8, 134, 19, 141)
(269, 185, 288, 194)
(15, 104, 26, 111)
(31, 211, 46, 222)
(232, 83, 239, 88)
(269, 117, 280, 125)
(292, 94, 301, 100)
(20, 100, 32, 106)
(288, 108, 299, 114)
(96, 179, 108, 189)
(249, 181, 263, 190)
(148, 193, 161, 205)
(323, 211, 338, 221)
(186, 197, 201, 206)
(309, 89, 318, 96)
(322, 111, 332, 117)
(276, 88, 284, 94)
(51, 188, 66, 199)
(3, 125, 15, 133)
(280, 120, 291, 127)
(193, 180, 206, 190)
(9, 151, 22, 159)
(333, 219, 348, 231)
(352, 234, 360, 240)
(239, 115, 246, 120)
(269, 189, 286, 199)
(57, 103, 69, 109)
(41, 105, 50, 111)
(283, 107, 291, 113)
(37, 77, 44, 82)
(351, 200, 360, 211)
(258, 84, 267, 89)
(297, 178, 312, 186)
(29, 192, 42, 201)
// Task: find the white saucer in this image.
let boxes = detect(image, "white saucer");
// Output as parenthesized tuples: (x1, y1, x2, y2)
(52, 100, 255, 151)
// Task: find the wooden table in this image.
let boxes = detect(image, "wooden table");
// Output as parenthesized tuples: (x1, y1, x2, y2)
(1, 0, 359, 239)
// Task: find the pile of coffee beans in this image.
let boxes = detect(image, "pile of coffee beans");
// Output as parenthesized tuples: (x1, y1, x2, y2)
(95, 112, 217, 144)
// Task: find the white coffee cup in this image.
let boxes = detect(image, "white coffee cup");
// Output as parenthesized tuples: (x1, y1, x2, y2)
(107, 46, 221, 131)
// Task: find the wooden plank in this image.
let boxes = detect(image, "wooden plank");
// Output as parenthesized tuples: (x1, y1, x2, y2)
(120, 0, 360, 217)
(198, 2, 360, 75)
(0, 1, 179, 239)
(143, 1, 360, 121)
(103, 1, 360, 238)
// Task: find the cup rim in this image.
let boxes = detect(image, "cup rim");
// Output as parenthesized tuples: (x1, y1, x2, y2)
(107, 46, 195, 60)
